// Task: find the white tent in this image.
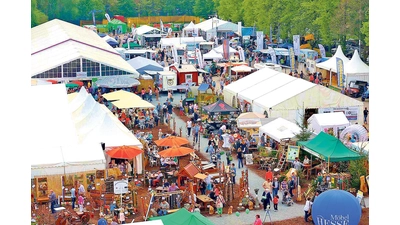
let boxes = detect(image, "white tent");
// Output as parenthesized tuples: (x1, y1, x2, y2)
(307, 112, 350, 137)
(231, 65, 254, 73)
(136, 25, 160, 35)
(223, 67, 280, 107)
(203, 49, 223, 60)
(31, 143, 106, 178)
(251, 78, 364, 124)
(344, 49, 369, 86)
(194, 18, 228, 32)
(237, 72, 295, 104)
(160, 37, 205, 48)
(102, 35, 118, 43)
(316, 45, 350, 73)
(259, 117, 301, 142)
(214, 45, 238, 54)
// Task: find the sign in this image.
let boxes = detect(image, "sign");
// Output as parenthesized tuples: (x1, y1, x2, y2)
(306, 59, 316, 74)
(318, 107, 358, 121)
(76, 72, 87, 78)
(336, 57, 345, 88)
(286, 145, 300, 162)
(289, 47, 295, 71)
(113, 179, 129, 194)
(293, 35, 300, 56)
(237, 118, 262, 128)
(256, 31, 264, 51)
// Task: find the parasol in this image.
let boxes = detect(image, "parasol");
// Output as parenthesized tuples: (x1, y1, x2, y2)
(71, 80, 84, 87)
(158, 146, 195, 158)
(65, 82, 79, 88)
(106, 145, 144, 159)
(154, 136, 190, 147)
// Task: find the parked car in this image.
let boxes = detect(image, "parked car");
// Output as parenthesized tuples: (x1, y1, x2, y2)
(361, 89, 369, 101)
(345, 80, 369, 98)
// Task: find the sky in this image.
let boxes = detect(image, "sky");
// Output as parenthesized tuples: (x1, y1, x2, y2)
(1, 1, 396, 223)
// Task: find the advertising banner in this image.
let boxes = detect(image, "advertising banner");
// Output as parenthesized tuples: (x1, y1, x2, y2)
(293, 35, 300, 56)
(289, 47, 295, 71)
(318, 107, 358, 121)
(256, 31, 264, 50)
(336, 57, 345, 88)
(318, 44, 326, 58)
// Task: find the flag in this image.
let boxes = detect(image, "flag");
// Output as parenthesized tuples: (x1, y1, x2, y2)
(256, 31, 264, 51)
(336, 57, 345, 87)
(289, 47, 295, 71)
(318, 44, 326, 58)
(196, 48, 203, 68)
(105, 13, 111, 22)
(238, 46, 245, 62)
(238, 22, 242, 36)
(223, 39, 230, 60)
(160, 19, 164, 32)
(269, 25, 272, 44)
(293, 35, 300, 56)
(268, 47, 277, 64)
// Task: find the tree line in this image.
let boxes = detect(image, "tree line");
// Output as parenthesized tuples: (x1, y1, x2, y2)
(32, 0, 369, 54)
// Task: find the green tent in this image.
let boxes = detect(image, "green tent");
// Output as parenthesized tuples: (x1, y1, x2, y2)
(122, 42, 142, 49)
(148, 208, 215, 225)
(107, 19, 127, 33)
(298, 132, 362, 162)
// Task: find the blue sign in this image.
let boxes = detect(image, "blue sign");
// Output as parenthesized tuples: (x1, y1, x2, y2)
(312, 190, 361, 225)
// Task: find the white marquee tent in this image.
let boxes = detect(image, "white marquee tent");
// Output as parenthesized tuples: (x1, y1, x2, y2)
(160, 37, 205, 48)
(344, 49, 369, 86)
(237, 72, 295, 104)
(307, 112, 350, 137)
(136, 25, 160, 35)
(316, 45, 350, 73)
(214, 45, 238, 54)
(259, 117, 301, 142)
(203, 49, 223, 60)
(223, 67, 280, 107)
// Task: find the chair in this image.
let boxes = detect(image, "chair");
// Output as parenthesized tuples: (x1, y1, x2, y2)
(150, 157, 158, 167)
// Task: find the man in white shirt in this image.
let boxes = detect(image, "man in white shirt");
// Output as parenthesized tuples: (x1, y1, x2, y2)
(78, 182, 85, 196)
(186, 119, 193, 137)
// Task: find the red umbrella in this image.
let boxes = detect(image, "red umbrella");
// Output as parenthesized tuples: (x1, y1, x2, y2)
(154, 136, 190, 147)
(47, 79, 58, 84)
(158, 146, 195, 157)
(106, 145, 143, 159)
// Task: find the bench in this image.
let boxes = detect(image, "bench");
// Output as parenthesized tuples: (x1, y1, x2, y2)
(202, 163, 216, 170)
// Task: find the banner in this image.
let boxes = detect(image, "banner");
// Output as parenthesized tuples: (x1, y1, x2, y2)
(318, 107, 359, 121)
(289, 47, 295, 71)
(269, 25, 272, 44)
(223, 39, 230, 60)
(160, 19, 164, 32)
(256, 31, 264, 51)
(195, 48, 203, 68)
(238, 46, 245, 62)
(105, 13, 111, 22)
(336, 57, 345, 88)
(306, 59, 316, 74)
(318, 44, 326, 58)
(238, 22, 242, 36)
(293, 35, 300, 56)
(268, 47, 277, 64)
(287, 145, 300, 162)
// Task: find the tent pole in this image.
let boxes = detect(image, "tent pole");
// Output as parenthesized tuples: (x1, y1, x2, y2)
(329, 69, 332, 86)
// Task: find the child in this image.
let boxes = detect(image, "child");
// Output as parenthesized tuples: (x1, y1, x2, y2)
(273, 195, 279, 211)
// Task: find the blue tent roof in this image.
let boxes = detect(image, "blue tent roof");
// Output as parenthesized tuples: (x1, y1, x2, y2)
(198, 83, 210, 92)
(135, 65, 163, 74)
(277, 42, 293, 49)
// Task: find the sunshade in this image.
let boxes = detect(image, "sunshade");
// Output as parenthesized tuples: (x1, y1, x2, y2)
(95, 76, 141, 88)
(65, 82, 78, 88)
(236, 112, 265, 129)
(231, 65, 254, 73)
(149, 208, 215, 225)
(158, 146, 195, 157)
(106, 145, 143, 159)
(71, 80, 84, 87)
(198, 83, 210, 92)
(298, 132, 362, 162)
(154, 136, 189, 147)
(103, 90, 140, 101)
(202, 99, 238, 114)
(111, 97, 155, 109)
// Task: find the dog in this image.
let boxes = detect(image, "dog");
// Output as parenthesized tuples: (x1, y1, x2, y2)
(207, 204, 214, 215)
(227, 205, 233, 215)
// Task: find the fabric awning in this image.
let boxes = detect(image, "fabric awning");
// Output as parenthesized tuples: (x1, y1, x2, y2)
(198, 83, 210, 92)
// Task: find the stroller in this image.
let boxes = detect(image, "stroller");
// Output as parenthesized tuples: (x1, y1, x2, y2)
(281, 191, 294, 206)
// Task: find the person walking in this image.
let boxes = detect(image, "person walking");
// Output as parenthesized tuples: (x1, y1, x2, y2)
(289, 177, 296, 198)
(254, 214, 263, 225)
(363, 107, 369, 124)
(304, 197, 313, 222)
(186, 119, 192, 137)
(207, 142, 215, 163)
(148, 87, 153, 102)
(155, 86, 160, 101)
(216, 193, 225, 217)
(70, 186, 76, 210)
(230, 163, 237, 184)
(261, 188, 272, 211)
(273, 195, 279, 211)
(237, 147, 244, 169)
(272, 177, 280, 197)
(193, 123, 200, 144)
(78, 194, 84, 212)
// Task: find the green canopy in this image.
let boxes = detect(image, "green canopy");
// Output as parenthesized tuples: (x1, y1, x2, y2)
(298, 132, 362, 162)
(149, 208, 215, 225)
(122, 42, 142, 49)
(107, 19, 127, 33)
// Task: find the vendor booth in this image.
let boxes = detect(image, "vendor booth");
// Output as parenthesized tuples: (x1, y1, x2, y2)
(149, 208, 214, 225)
(203, 99, 238, 115)
(176, 163, 203, 190)
(170, 64, 199, 86)
(344, 49, 369, 87)
(307, 112, 350, 138)
(127, 56, 163, 75)
(316, 45, 350, 87)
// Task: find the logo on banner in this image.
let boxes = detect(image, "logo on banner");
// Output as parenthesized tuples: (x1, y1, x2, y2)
(289, 47, 295, 71)
(336, 57, 345, 88)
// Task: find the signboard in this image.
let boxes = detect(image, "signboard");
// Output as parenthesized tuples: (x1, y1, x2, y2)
(319, 107, 358, 121)
(256, 31, 264, 51)
(289, 47, 295, 71)
(306, 59, 316, 74)
(318, 44, 326, 58)
(336, 57, 345, 88)
(286, 145, 300, 162)
(76, 72, 87, 78)
(113, 179, 129, 194)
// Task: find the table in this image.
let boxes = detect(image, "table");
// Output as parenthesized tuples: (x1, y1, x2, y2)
(202, 163, 216, 170)
(197, 195, 214, 210)
(155, 187, 169, 193)
(58, 195, 72, 205)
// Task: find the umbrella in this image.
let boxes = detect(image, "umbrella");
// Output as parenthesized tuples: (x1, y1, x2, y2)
(65, 82, 79, 88)
(71, 80, 84, 87)
(106, 145, 144, 159)
(158, 146, 195, 158)
(154, 136, 189, 147)
(47, 80, 58, 84)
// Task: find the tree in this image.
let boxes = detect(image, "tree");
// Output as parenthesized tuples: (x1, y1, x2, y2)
(193, 0, 215, 19)
(294, 108, 314, 141)
(116, 0, 137, 17)
(32, 0, 48, 27)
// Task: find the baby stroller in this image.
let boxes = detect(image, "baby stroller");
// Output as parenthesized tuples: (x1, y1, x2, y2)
(282, 191, 294, 206)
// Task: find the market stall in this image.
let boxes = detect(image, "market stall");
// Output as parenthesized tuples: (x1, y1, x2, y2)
(258, 117, 301, 142)
(307, 112, 350, 138)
